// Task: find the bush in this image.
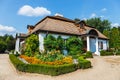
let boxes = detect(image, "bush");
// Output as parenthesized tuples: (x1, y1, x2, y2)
(77, 56, 91, 69)
(85, 51, 93, 58)
(66, 36, 83, 55)
(9, 54, 76, 76)
(116, 51, 120, 55)
(100, 50, 113, 56)
(25, 34, 39, 57)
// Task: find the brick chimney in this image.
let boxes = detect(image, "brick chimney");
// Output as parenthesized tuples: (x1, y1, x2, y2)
(27, 25, 34, 33)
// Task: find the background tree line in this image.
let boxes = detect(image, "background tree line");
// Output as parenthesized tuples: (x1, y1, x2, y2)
(0, 34, 15, 53)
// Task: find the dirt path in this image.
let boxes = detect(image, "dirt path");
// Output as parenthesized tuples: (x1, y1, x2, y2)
(0, 54, 120, 80)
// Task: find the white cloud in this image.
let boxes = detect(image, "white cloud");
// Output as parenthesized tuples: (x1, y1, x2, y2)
(0, 24, 16, 32)
(18, 5, 51, 17)
(0, 24, 17, 36)
(101, 8, 107, 12)
(90, 13, 97, 18)
(111, 23, 119, 27)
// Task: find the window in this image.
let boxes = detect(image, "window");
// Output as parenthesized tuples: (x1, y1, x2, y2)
(98, 41, 103, 50)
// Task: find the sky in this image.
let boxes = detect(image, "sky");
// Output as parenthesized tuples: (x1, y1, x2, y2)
(0, 0, 120, 36)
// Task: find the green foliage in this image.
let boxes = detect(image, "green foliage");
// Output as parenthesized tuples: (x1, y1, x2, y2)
(56, 36, 64, 50)
(103, 27, 120, 50)
(77, 56, 91, 69)
(100, 50, 113, 56)
(44, 34, 57, 51)
(86, 17, 111, 33)
(85, 51, 93, 58)
(36, 50, 63, 62)
(9, 54, 76, 76)
(9, 54, 24, 71)
(116, 50, 120, 55)
(0, 40, 7, 53)
(0, 34, 15, 53)
(110, 27, 120, 49)
(44, 34, 64, 52)
(66, 36, 83, 55)
(25, 34, 39, 56)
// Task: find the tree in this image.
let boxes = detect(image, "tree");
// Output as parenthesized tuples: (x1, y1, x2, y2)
(6, 35, 15, 51)
(110, 27, 120, 49)
(103, 27, 120, 50)
(0, 40, 7, 53)
(0, 34, 15, 53)
(86, 17, 111, 33)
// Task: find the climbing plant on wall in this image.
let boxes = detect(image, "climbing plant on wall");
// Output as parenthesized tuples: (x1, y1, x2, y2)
(25, 34, 39, 56)
(44, 34, 64, 52)
(44, 34, 57, 51)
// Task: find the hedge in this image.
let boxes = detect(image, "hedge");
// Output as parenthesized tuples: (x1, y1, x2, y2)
(77, 56, 91, 69)
(100, 50, 113, 56)
(9, 54, 76, 76)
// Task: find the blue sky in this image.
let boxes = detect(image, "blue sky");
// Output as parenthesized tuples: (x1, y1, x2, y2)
(0, 0, 120, 36)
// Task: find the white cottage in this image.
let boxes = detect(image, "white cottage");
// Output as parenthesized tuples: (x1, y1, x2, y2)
(15, 15, 109, 55)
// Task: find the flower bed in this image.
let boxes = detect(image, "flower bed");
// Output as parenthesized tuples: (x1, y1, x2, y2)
(9, 54, 76, 76)
(9, 54, 91, 76)
(20, 55, 73, 65)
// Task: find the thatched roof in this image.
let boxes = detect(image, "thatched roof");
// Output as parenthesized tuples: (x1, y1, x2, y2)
(30, 16, 108, 39)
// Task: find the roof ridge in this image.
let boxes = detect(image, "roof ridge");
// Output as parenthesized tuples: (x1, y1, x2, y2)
(34, 16, 75, 27)
(47, 16, 75, 23)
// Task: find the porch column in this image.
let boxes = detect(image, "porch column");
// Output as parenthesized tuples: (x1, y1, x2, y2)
(95, 37, 100, 55)
(14, 38, 20, 54)
(107, 40, 109, 50)
(87, 36, 90, 51)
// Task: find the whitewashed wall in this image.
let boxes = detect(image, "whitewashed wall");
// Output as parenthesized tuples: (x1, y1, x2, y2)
(38, 33, 46, 52)
(38, 33, 70, 53)
(98, 39, 108, 51)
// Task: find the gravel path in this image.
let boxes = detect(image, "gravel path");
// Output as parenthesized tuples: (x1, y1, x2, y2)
(0, 54, 120, 80)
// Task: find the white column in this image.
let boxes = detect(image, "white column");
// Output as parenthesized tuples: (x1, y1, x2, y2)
(95, 37, 100, 55)
(14, 38, 20, 54)
(87, 36, 90, 51)
(39, 33, 46, 52)
(107, 40, 109, 50)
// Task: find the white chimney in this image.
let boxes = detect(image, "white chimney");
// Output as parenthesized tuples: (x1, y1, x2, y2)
(54, 13, 63, 17)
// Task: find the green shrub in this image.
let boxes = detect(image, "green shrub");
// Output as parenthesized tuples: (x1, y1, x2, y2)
(71, 54, 86, 59)
(66, 36, 83, 55)
(100, 50, 113, 56)
(116, 51, 120, 55)
(77, 56, 91, 69)
(85, 51, 93, 58)
(9, 54, 76, 76)
(25, 34, 39, 57)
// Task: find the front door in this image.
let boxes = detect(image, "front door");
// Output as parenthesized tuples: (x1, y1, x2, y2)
(90, 38, 96, 53)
